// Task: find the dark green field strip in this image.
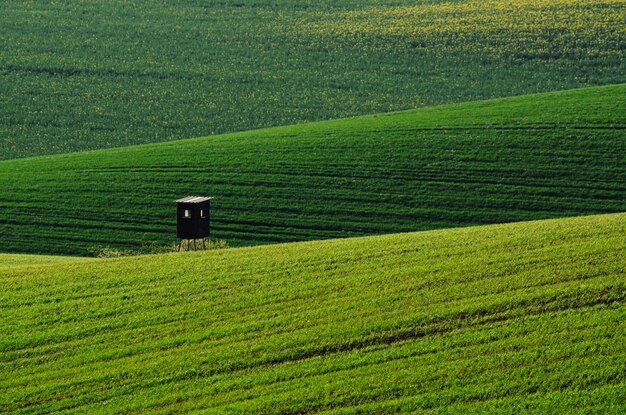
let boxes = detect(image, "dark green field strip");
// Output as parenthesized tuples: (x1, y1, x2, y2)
(1, 85, 625, 255)
(0, 214, 624, 413)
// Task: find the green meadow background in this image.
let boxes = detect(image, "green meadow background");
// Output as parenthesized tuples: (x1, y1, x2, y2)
(1, 0, 624, 159)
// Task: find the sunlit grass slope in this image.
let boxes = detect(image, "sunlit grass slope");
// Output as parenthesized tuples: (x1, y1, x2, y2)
(1, 213, 624, 414)
(0, 254, 89, 270)
(0, 84, 624, 256)
(1, 0, 624, 159)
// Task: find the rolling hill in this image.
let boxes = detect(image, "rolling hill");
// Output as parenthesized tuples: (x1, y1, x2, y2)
(0, 253, 88, 270)
(1, 0, 624, 159)
(1, 213, 624, 413)
(0, 85, 624, 256)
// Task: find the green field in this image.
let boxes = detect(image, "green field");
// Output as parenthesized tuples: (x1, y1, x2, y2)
(0, 85, 624, 256)
(1, 0, 624, 159)
(2, 0, 624, 412)
(1, 213, 624, 413)
(0, 253, 89, 270)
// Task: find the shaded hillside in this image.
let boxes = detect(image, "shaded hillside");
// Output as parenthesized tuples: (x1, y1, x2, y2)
(0, 85, 624, 255)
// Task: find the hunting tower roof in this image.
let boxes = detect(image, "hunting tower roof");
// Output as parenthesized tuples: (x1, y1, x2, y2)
(175, 196, 213, 203)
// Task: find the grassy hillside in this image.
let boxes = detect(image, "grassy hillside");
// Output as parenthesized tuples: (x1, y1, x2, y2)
(0, 254, 88, 270)
(0, 85, 624, 256)
(1, 213, 624, 413)
(1, 0, 624, 159)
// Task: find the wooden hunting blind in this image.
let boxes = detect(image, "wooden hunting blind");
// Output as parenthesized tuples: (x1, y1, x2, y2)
(176, 196, 212, 250)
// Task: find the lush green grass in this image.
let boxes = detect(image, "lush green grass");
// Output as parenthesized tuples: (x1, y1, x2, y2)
(0, 253, 89, 270)
(1, 0, 624, 159)
(1, 213, 624, 413)
(0, 85, 624, 256)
